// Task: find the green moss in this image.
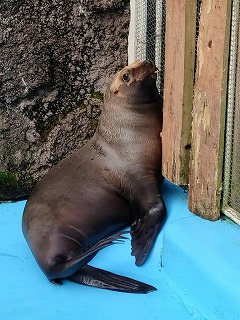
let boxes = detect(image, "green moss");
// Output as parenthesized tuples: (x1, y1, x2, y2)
(24, 100, 61, 141)
(35, 115, 60, 141)
(77, 99, 87, 110)
(24, 92, 102, 142)
(90, 91, 104, 100)
(0, 171, 18, 195)
(90, 118, 99, 130)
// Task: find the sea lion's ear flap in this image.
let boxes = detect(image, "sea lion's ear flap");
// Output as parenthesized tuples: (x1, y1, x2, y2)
(110, 83, 123, 98)
(109, 72, 127, 98)
(110, 72, 124, 97)
(104, 85, 120, 100)
(110, 81, 119, 95)
(113, 89, 124, 98)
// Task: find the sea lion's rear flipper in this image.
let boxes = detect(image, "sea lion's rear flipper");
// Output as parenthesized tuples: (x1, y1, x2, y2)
(48, 231, 129, 280)
(131, 195, 166, 266)
(68, 265, 157, 294)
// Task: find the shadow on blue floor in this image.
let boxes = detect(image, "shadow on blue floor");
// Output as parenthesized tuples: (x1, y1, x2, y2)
(1, 180, 240, 320)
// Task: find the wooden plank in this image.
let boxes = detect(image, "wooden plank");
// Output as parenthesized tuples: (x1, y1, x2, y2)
(188, 0, 232, 220)
(162, 0, 196, 185)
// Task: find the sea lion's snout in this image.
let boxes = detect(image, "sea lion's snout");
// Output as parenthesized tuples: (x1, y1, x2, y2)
(143, 60, 152, 65)
(142, 60, 158, 77)
(142, 60, 154, 68)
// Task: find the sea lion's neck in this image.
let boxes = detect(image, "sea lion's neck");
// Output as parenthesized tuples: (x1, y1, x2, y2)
(95, 98, 162, 149)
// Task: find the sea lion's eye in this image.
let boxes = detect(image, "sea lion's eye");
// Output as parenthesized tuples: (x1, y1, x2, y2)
(122, 72, 131, 82)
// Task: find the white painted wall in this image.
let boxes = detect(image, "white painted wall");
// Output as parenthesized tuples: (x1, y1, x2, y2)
(128, 0, 136, 63)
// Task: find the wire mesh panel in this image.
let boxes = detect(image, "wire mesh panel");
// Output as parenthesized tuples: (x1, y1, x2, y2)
(222, 0, 240, 224)
(134, 0, 166, 97)
(194, 0, 202, 79)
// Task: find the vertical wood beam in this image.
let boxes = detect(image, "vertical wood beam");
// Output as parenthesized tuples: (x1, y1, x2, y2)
(162, 0, 197, 185)
(189, 0, 232, 220)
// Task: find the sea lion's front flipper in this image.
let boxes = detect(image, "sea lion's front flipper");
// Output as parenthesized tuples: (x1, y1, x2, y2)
(68, 265, 157, 294)
(131, 194, 166, 266)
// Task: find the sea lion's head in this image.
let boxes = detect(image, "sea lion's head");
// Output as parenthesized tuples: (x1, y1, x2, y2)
(108, 60, 159, 104)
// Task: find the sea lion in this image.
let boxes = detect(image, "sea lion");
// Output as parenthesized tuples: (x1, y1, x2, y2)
(22, 60, 166, 294)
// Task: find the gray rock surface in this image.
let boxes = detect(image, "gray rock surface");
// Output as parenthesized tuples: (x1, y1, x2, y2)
(0, 0, 130, 200)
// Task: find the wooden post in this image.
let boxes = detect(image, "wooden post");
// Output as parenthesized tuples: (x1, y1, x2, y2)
(188, 0, 232, 220)
(162, 0, 197, 185)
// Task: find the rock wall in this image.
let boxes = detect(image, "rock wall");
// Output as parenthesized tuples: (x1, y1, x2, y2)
(0, 0, 130, 200)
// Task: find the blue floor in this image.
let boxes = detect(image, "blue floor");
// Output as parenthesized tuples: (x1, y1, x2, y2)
(1, 180, 240, 320)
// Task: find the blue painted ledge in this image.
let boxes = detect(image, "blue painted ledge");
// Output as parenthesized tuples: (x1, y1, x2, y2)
(0, 180, 240, 320)
(162, 181, 240, 320)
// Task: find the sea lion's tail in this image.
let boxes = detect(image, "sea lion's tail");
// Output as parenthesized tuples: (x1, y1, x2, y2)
(47, 231, 156, 293)
(68, 265, 157, 294)
(46, 231, 128, 280)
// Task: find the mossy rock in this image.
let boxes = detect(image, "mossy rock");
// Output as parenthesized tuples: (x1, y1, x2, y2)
(90, 91, 104, 100)
(90, 118, 99, 130)
(0, 171, 32, 201)
(0, 171, 18, 194)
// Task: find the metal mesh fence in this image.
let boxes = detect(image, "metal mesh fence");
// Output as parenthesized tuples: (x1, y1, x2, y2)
(222, 0, 240, 223)
(194, 0, 202, 79)
(134, 0, 165, 97)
